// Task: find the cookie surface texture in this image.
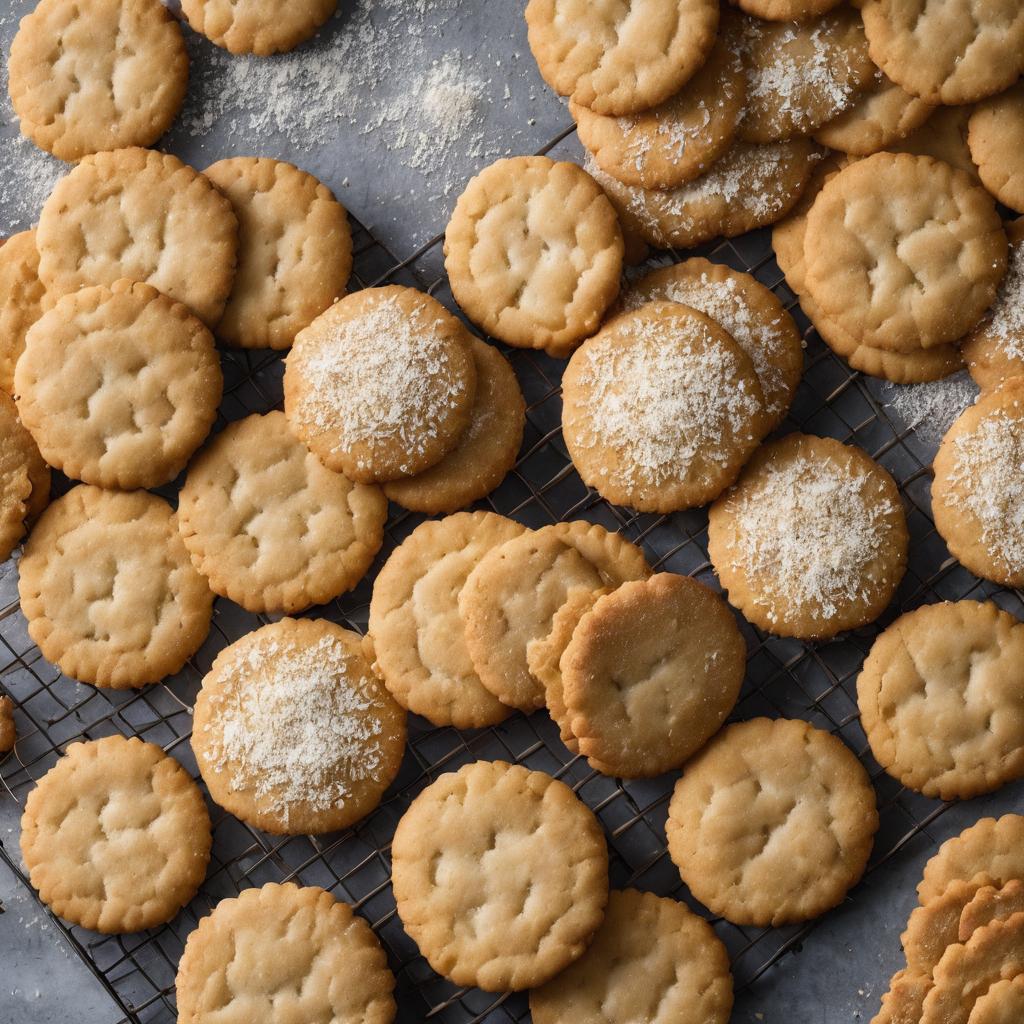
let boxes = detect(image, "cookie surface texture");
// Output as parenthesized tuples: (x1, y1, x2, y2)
(391, 760, 609, 991)
(919, 815, 1024, 904)
(0, 230, 45, 395)
(903, 877, 997, 977)
(20, 736, 210, 933)
(728, 0, 841, 22)
(0, 391, 48, 562)
(444, 156, 622, 356)
(968, 84, 1024, 214)
(180, 0, 337, 55)
(961, 881, 1024, 943)
(871, 969, 933, 1024)
(891, 104, 978, 181)
(967, 976, 1024, 1024)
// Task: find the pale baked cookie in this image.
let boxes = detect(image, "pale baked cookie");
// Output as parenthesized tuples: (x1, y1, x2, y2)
(918, 815, 1024, 905)
(15, 280, 222, 490)
(444, 157, 622, 356)
(180, 0, 337, 55)
(666, 717, 878, 926)
(872, 969, 933, 1024)
(525, 0, 719, 116)
(968, 85, 1024, 214)
(858, 601, 1024, 800)
(203, 157, 352, 349)
(570, 32, 745, 190)
(0, 391, 49, 563)
(969, 977, 1024, 1024)
(7, 0, 187, 161)
(283, 286, 476, 482)
(391, 760, 609, 991)
(37, 148, 238, 327)
(0, 230, 45, 395)
(177, 412, 386, 613)
(367, 511, 526, 729)
(529, 889, 733, 1024)
(618, 257, 803, 429)
(891, 105, 978, 182)
(19, 487, 212, 688)
(547, 519, 652, 585)
(728, 0, 841, 20)
(737, 9, 875, 143)
(0, 695, 14, 753)
(932, 380, 1024, 587)
(20, 736, 210, 933)
(176, 883, 396, 1024)
(961, 881, 1024, 943)
(803, 153, 1006, 353)
(562, 573, 746, 778)
(586, 140, 818, 249)
(862, 0, 1024, 105)
(562, 301, 768, 513)
(383, 339, 525, 514)
(708, 433, 907, 639)
(904, 877, 998, 979)
(193, 618, 406, 835)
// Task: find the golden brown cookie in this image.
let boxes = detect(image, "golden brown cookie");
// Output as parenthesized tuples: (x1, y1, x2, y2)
(20, 736, 210, 933)
(961, 881, 1024, 943)
(7, 0, 188, 161)
(728, 0, 841, 20)
(667, 717, 878, 926)
(892, 104, 979, 181)
(968, 976, 1024, 1024)
(180, 0, 337, 55)
(872, 969, 933, 1024)
(444, 157, 623, 357)
(918, 815, 1024, 905)
(0, 230, 45, 396)
(19, 486, 212, 688)
(203, 157, 352, 350)
(193, 618, 406, 835)
(904, 877, 998, 978)
(968, 84, 1024, 214)
(0, 694, 15, 754)
(283, 286, 476, 482)
(546, 519, 652, 585)
(0, 391, 48, 563)
(391, 760, 609, 991)
(177, 412, 387, 614)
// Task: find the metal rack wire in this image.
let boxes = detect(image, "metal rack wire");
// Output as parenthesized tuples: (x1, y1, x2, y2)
(2, 126, 1022, 1024)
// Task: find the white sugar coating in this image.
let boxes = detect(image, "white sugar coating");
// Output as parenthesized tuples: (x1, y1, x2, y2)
(980, 240, 1024, 362)
(882, 372, 978, 446)
(620, 102, 712, 173)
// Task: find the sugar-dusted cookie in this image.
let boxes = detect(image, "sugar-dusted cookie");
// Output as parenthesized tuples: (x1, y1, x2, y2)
(968, 85, 1024, 214)
(587, 140, 818, 250)
(383, 339, 525, 513)
(562, 301, 768, 513)
(918, 815, 1024, 905)
(562, 573, 745, 778)
(0, 230, 45, 395)
(15, 280, 222, 490)
(367, 511, 525, 729)
(891, 105, 978, 182)
(178, 412, 386, 613)
(8, 0, 187, 161)
(862, 0, 1024, 105)
(858, 601, 1024, 800)
(804, 153, 1006, 352)
(0, 695, 14, 753)
(0, 391, 48, 563)
(193, 618, 406, 835)
(932, 379, 1024, 587)
(444, 157, 622, 357)
(37, 148, 238, 327)
(709, 433, 907, 639)
(176, 883, 396, 1024)
(737, 9, 875, 143)
(667, 717, 878, 926)
(525, 0, 719, 116)
(570, 32, 745, 190)
(20, 736, 210, 933)
(180, 0, 337, 55)
(391, 760, 609, 991)
(19, 487, 212, 687)
(203, 157, 352, 349)
(283, 286, 476, 482)
(529, 888, 733, 1024)
(872, 970, 933, 1024)
(904, 877, 997, 978)
(618, 257, 803, 429)
(968, 977, 1024, 1024)
(961, 881, 1024, 943)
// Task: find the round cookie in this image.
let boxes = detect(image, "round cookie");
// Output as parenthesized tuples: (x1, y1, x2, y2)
(180, 0, 337, 55)
(562, 302, 768, 513)
(443, 157, 623, 356)
(708, 433, 908, 640)
(203, 157, 352, 350)
(617, 257, 803, 429)
(20, 736, 210, 933)
(891, 104, 979, 182)
(861, 0, 1024, 105)
(857, 601, 1024, 801)
(367, 511, 526, 730)
(193, 618, 406, 835)
(529, 888, 733, 1024)
(918, 815, 1024, 904)
(546, 519, 652, 585)
(525, 0, 719, 116)
(383, 339, 525, 513)
(391, 760, 609, 991)
(968, 84, 1024, 214)
(0, 391, 49, 563)
(666, 717, 878, 926)
(0, 230, 45, 395)
(803, 153, 1006, 353)
(586, 140, 819, 250)
(961, 881, 1024, 942)
(175, 883, 396, 1024)
(36, 148, 238, 328)
(177, 411, 387, 613)
(969, 977, 1024, 1024)
(570, 32, 746, 190)
(728, 0, 841, 21)
(15, 280, 222, 490)
(561, 573, 746, 778)
(19, 486, 212, 688)
(7, 0, 187, 161)
(283, 286, 476, 482)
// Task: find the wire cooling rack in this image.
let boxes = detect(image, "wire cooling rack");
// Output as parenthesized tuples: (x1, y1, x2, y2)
(2, 125, 1023, 1024)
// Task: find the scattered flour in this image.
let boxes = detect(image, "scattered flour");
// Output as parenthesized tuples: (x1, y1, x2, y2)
(882, 372, 979, 445)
